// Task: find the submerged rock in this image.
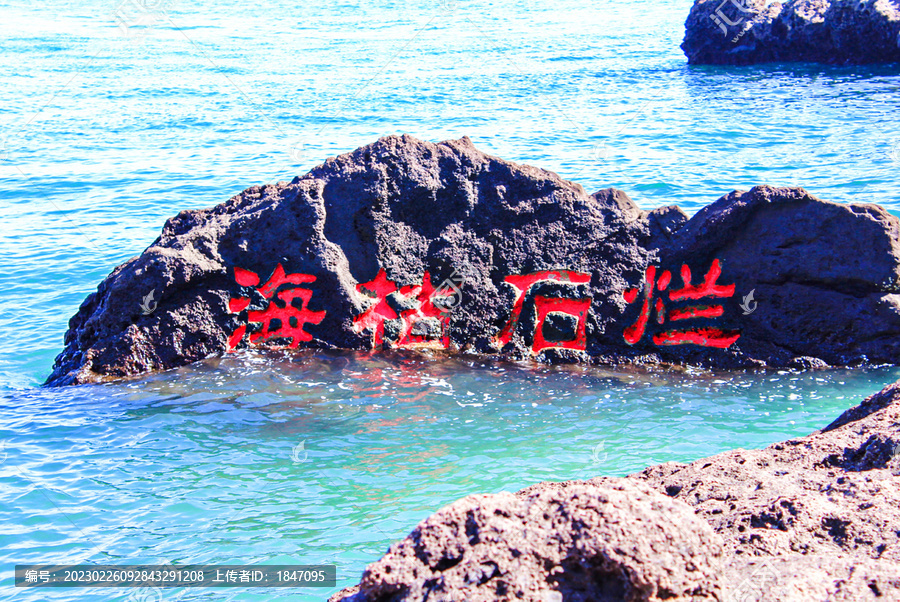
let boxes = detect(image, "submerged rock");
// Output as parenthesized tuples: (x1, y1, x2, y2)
(332, 377, 900, 601)
(682, 0, 900, 65)
(47, 135, 900, 385)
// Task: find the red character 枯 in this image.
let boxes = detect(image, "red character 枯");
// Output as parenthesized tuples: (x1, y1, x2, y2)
(353, 269, 449, 349)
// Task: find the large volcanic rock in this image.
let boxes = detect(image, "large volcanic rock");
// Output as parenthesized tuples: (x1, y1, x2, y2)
(331, 378, 900, 601)
(682, 0, 900, 65)
(46, 135, 900, 385)
(330, 480, 724, 602)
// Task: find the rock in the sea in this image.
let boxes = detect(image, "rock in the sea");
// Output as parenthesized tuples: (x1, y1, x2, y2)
(329, 480, 724, 602)
(46, 135, 900, 385)
(653, 185, 900, 368)
(627, 378, 900, 599)
(333, 378, 900, 601)
(682, 0, 900, 65)
(629, 381, 900, 567)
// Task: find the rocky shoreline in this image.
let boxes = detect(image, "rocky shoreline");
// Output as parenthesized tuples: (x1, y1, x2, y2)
(46, 136, 900, 385)
(331, 378, 900, 601)
(682, 0, 900, 65)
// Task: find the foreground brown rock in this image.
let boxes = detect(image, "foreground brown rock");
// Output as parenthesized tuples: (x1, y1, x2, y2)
(334, 481, 723, 602)
(332, 379, 900, 601)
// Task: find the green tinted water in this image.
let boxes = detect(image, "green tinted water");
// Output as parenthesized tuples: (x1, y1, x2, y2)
(2, 351, 897, 601)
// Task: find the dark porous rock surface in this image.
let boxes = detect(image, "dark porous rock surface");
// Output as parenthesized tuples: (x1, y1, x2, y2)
(329, 480, 724, 602)
(331, 379, 900, 602)
(653, 185, 900, 368)
(682, 0, 900, 65)
(47, 135, 900, 385)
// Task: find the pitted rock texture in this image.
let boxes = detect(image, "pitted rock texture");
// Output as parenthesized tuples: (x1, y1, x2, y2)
(627, 380, 900, 567)
(627, 378, 900, 599)
(47, 135, 900, 385)
(683, 0, 900, 65)
(329, 480, 724, 602)
(332, 379, 900, 601)
(723, 555, 900, 601)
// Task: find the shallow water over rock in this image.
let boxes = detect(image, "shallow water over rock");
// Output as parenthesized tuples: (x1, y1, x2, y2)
(2, 351, 899, 600)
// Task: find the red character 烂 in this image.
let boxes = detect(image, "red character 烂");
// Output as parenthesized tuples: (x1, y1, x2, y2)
(623, 259, 740, 348)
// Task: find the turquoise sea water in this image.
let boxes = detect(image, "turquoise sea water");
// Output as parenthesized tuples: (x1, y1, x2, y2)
(2, 0, 900, 599)
(3, 353, 900, 601)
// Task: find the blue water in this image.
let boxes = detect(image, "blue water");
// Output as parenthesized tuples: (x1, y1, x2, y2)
(3, 353, 900, 601)
(2, 0, 900, 599)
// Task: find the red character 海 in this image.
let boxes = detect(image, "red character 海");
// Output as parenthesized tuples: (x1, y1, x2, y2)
(227, 263, 326, 350)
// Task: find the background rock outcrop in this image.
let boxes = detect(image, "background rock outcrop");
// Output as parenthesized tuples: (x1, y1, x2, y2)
(682, 0, 900, 65)
(47, 135, 900, 385)
(332, 377, 900, 601)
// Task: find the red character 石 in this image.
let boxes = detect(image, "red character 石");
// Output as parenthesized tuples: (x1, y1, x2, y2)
(493, 270, 592, 353)
(623, 258, 740, 348)
(227, 263, 326, 350)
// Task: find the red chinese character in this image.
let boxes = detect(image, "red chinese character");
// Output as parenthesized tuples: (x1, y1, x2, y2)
(623, 259, 739, 348)
(396, 273, 451, 348)
(493, 270, 591, 353)
(227, 263, 326, 350)
(353, 269, 449, 349)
